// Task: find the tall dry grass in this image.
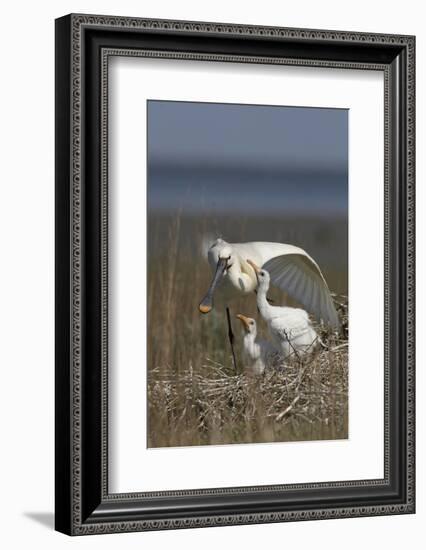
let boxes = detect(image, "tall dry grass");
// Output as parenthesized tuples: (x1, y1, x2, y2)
(147, 212, 348, 447)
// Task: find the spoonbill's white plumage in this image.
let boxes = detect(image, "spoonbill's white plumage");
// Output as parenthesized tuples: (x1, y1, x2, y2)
(247, 260, 320, 359)
(199, 238, 339, 329)
(236, 314, 280, 375)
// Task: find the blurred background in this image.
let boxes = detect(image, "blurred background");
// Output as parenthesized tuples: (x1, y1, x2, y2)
(147, 100, 348, 446)
(148, 100, 348, 282)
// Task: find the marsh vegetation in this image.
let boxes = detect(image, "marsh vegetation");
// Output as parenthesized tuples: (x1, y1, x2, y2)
(147, 213, 348, 448)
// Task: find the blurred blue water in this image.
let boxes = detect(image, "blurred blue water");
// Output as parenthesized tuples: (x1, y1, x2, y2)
(147, 100, 348, 215)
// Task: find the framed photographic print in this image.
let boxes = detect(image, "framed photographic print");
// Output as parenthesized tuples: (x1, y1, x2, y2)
(55, 14, 415, 535)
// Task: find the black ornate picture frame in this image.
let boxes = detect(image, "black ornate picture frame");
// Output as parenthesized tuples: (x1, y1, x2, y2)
(55, 14, 415, 535)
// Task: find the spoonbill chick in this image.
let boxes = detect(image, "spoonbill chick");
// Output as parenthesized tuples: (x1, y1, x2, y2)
(247, 260, 320, 359)
(236, 314, 280, 375)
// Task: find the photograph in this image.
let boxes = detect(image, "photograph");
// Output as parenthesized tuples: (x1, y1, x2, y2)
(52, 9, 415, 537)
(147, 99, 349, 448)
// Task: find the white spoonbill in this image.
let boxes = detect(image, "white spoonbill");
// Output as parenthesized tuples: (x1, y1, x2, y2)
(236, 314, 280, 375)
(247, 260, 320, 359)
(199, 238, 338, 329)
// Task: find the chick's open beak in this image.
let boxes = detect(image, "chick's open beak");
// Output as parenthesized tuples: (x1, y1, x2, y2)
(246, 259, 261, 273)
(246, 258, 261, 285)
(236, 313, 251, 331)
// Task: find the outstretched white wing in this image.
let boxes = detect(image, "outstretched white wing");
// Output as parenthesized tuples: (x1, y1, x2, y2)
(238, 242, 339, 328)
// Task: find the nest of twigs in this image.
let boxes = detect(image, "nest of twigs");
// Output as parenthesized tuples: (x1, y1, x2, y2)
(148, 296, 348, 448)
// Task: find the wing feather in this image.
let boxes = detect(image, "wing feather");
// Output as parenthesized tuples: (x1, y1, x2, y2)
(293, 270, 307, 301)
(278, 263, 298, 291)
(263, 253, 339, 328)
(305, 278, 315, 312)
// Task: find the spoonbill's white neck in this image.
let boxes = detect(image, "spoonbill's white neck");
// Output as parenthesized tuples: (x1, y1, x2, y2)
(243, 333, 260, 360)
(226, 256, 253, 293)
(256, 281, 272, 318)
